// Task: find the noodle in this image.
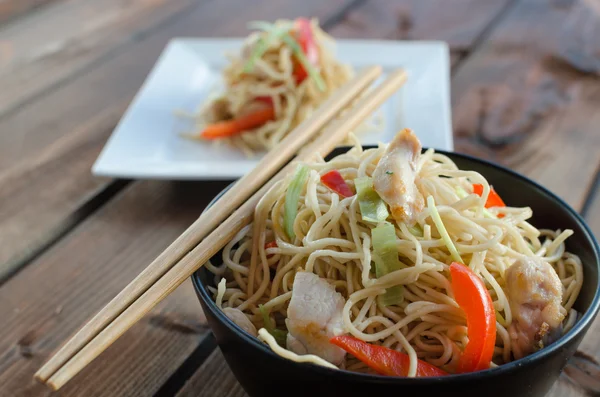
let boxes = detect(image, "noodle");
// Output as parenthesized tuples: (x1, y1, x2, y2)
(208, 136, 584, 376)
(191, 19, 354, 154)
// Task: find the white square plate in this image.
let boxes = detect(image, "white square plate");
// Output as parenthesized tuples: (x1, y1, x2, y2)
(93, 38, 453, 180)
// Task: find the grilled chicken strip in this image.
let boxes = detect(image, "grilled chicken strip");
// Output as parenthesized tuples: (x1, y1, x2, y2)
(505, 256, 565, 359)
(373, 129, 424, 225)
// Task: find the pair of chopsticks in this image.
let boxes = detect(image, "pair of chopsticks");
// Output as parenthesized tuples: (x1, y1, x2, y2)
(35, 65, 407, 390)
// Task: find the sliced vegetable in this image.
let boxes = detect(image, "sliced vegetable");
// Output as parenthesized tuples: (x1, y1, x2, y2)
(265, 241, 278, 258)
(265, 241, 278, 249)
(321, 170, 354, 197)
(330, 335, 448, 377)
(245, 19, 325, 91)
(355, 177, 389, 223)
(292, 18, 319, 84)
(255, 96, 274, 105)
(258, 304, 287, 347)
(450, 262, 496, 373)
(280, 31, 325, 91)
(200, 106, 275, 139)
(426, 196, 463, 264)
(473, 184, 506, 209)
(371, 223, 404, 306)
(284, 164, 310, 240)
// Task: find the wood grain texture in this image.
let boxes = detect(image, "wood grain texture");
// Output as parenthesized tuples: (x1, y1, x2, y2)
(176, 349, 247, 397)
(33, 66, 382, 386)
(43, 69, 405, 391)
(0, 0, 59, 25)
(180, 1, 600, 395)
(586, 182, 600, 238)
(2, 0, 599, 396)
(554, 0, 600, 75)
(0, 0, 203, 118)
(0, 0, 368, 394)
(327, 0, 514, 64)
(0, 180, 229, 396)
(0, 102, 125, 282)
(0, 0, 358, 283)
(547, 182, 600, 396)
(452, 0, 600, 211)
(451, 1, 600, 395)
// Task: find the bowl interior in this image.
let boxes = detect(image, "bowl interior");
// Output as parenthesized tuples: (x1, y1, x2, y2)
(193, 146, 600, 381)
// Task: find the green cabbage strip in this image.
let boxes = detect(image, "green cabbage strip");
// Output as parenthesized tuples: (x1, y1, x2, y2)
(258, 304, 287, 346)
(244, 21, 326, 91)
(354, 177, 389, 223)
(279, 32, 326, 91)
(372, 223, 404, 306)
(426, 195, 463, 264)
(284, 164, 310, 240)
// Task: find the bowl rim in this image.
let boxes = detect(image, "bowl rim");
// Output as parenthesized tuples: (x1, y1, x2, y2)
(192, 146, 600, 384)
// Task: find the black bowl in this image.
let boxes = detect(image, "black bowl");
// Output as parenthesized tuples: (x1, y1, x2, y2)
(192, 147, 600, 397)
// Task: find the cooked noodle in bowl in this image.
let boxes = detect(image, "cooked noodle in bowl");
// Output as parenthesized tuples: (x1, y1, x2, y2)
(206, 129, 583, 377)
(190, 18, 354, 156)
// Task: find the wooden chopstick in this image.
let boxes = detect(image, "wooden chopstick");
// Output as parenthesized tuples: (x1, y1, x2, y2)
(34, 66, 381, 384)
(43, 69, 407, 390)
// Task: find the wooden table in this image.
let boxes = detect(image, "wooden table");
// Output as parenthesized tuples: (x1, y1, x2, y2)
(1, 0, 599, 395)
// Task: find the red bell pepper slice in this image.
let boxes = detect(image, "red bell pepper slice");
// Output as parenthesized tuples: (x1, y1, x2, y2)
(330, 335, 447, 377)
(472, 184, 506, 209)
(264, 240, 278, 259)
(255, 96, 274, 105)
(450, 262, 496, 372)
(292, 18, 319, 84)
(265, 241, 278, 249)
(321, 170, 354, 197)
(200, 106, 275, 139)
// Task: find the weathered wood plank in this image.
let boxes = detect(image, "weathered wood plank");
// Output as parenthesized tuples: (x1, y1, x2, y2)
(585, 181, 600, 238)
(0, 102, 125, 282)
(328, 0, 514, 64)
(547, 181, 600, 396)
(0, 0, 59, 25)
(452, 0, 600, 211)
(176, 1, 530, 395)
(450, 0, 600, 395)
(180, 1, 600, 395)
(0, 0, 203, 119)
(176, 349, 247, 397)
(0, 0, 358, 282)
(0, 182, 237, 395)
(0, 1, 366, 394)
(0, 180, 229, 396)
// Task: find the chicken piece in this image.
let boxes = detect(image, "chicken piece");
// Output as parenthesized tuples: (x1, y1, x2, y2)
(373, 128, 425, 225)
(285, 272, 347, 365)
(223, 307, 258, 337)
(505, 256, 565, 359)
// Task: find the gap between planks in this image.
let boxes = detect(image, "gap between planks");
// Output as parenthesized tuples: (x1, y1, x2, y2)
(1, 3, 528, 392)
(0, 0, 516, 282)
(0, 179, 130, 285)
(2, 0, 596, 392)
(0, 0, 359, 285)
(0, 1, 377, 396)
(0, 0, 211, 120)
(0, 0, 63, 25)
